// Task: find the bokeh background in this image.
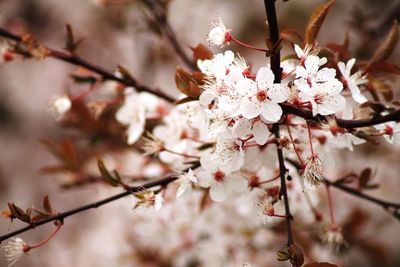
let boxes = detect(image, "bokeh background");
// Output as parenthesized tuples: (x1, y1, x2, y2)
(0, 0, 399, 266)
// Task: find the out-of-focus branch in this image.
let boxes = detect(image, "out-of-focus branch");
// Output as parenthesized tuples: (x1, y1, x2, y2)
(0, 174, 178, 243)
(285, 158, 400, 221)
(1, 28, 400, 129)
(142, 0, 197, 71)
(0, 27, 176, 103)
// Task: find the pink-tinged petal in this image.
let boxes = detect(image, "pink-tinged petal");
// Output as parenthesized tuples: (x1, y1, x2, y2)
(294, 78, 311, 92)
(236, 78, 257, 96)
(226, 151, 245, 172)
(252, 120, 269, 145)
(268, 84, 289, 103)
(226, 173, 247, 192)
(210, 182, 227, 202)
(199, 91, 216, 106)
(232, 118, 252, 138)
(260, 102, 282, 122)
(240, 97, 261, 119)
(315, 68, 336, 83)
(256, 67, 275, 89)
(304, 56, 320, 74)
(318, 94, 346, 115)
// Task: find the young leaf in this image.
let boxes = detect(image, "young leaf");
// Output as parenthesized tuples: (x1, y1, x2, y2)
(175, 67, 201, 99)
(191, 44, 213, 62)
(97, 159, 120, 187)
(305, 0, 336, 45)
(64, 24, 84, 53)
(370, 20, 399, 64)
(43, 195, 54, 214)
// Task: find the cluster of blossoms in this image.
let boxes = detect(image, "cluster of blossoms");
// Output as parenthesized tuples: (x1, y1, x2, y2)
(2, 10, 400, 267)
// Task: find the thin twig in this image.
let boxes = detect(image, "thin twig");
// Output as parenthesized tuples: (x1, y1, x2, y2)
(0, 28, 176, 103)
(264, 0, 293, 247)
(142, 0, 197, 71)
(0, 174, 178, 243)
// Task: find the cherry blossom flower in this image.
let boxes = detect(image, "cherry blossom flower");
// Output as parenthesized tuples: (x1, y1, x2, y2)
(237, 67, 288, 122)
(207, 16, 232, 47)
(115, 88, 146, 144)
(295, 55, 345, 116)
(294, 44, 319, 62)
(196, 165, 247, 202)
(175, 169, 198, 198)
(231, 117, 270, 145)
(2, 237, 28, 266)
(338, 58, 368, 104)
(211, 137, 245, 172)
(374, 121, 400, 145)
(302, 155, 324, 191)
(298, 78, 345, 116)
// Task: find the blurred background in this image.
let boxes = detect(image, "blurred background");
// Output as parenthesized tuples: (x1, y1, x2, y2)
(0, 0, 399, 266)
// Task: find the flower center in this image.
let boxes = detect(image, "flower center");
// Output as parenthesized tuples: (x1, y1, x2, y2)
(384, 125, 394, 135)
(213, 170, 225, 182)
(256, 90, 267, 102)
(314, 93, 326, 104)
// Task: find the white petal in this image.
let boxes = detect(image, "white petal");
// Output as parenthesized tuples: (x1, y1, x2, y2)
(196, 170, 212, 188)
(304, 56, 320, 74)
(208, 27, 225, 46)
(318, 94, 346, 115)
(210, 182, 227, 202)
(260, 102, 282, 122)
(236, 78, 256, 96)
(240, 97, 261, 119)
(232, 118, 252, 138)
(226, 174, 247, 192)
(252, 120, 269, 145)
(294, 44, 304, 58)
(315, 68, 336, 83)
(348, 83, 367, 104)
(268, 84, 289, 103)
(256, 67, 275, 89)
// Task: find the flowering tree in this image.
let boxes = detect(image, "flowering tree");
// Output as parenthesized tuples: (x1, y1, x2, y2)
(1, 0, 400, 266)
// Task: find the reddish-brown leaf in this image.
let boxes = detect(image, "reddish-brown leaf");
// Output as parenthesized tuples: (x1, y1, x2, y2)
(305, 0, 336, 45)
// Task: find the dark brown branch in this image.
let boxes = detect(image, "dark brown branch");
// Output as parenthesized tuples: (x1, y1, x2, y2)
(327, 180, 400, 221)
(0, 174, 178, 243)
(265, 0, 293, 247)
(0, 27, 176, 103)
(142, 0, 197, 71)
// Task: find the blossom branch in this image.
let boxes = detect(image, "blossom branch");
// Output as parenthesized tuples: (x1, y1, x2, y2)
(265, 0, 293, 247)
(0, 173, 180, 243)
(0, 27, 176, 103)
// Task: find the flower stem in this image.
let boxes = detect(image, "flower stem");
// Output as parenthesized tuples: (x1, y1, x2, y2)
(231, 36, 268, 52)
(325, 184, 336, 226)
(28, 222, 62, 250)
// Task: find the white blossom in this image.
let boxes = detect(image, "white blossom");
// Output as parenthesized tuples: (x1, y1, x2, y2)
(237, 67, 288, 122)
(115, 88, 146, 144)
(374, 121, 400, 145)
(2, 238, 27, 267)
(338, 58, 368, 104)
(207, 16, 231, 46)
(175, 169, 198, 198)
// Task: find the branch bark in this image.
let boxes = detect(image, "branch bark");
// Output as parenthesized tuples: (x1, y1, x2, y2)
(264, 0, 293, 247)
(0, 174, 178, 243)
